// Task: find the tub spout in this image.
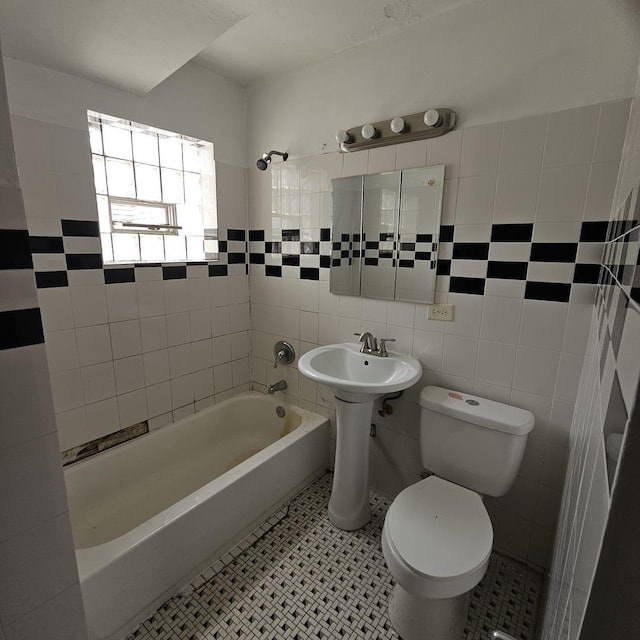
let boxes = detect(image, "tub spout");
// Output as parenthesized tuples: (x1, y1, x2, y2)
(268, 380, 287, 394)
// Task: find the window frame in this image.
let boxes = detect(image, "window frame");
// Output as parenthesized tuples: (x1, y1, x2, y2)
(108, 196, 180, 235)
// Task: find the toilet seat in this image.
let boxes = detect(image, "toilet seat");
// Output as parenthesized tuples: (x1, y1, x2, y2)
(382, 476, 493, 599)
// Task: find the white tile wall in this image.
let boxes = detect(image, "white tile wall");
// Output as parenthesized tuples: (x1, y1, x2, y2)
(248, 100, 630, 570)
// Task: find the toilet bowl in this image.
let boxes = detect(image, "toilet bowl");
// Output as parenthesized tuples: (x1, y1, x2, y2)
(382, 386, 534, 640)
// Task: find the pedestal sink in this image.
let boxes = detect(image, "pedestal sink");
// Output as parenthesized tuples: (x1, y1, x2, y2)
(298, 342, 422, 530)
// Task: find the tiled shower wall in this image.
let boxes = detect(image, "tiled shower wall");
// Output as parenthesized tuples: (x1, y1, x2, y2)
(541, 93, 640, 638)
(0, 51, 87, 639)
(10, 114, 250, 454)
(248, 99, 630, 570)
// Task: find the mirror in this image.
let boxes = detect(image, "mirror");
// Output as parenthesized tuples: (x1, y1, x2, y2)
(331, 164, 445, 303)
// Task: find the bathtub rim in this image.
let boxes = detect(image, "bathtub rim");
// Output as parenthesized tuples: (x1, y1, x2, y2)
(67, 391, 329, 582)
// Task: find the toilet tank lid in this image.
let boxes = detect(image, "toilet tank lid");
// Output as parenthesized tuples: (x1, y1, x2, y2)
(419, 386, 534, 435)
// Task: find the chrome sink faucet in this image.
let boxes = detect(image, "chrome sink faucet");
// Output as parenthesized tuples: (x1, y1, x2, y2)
(354, 332, 396, 357)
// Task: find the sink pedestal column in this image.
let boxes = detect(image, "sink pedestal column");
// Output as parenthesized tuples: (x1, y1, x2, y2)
(328, 394, 374, 530)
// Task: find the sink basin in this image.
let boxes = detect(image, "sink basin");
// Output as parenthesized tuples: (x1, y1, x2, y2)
(298, 342, 422, 397)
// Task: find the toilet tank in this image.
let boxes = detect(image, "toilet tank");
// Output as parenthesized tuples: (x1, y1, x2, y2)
(419, 386, 534, 497)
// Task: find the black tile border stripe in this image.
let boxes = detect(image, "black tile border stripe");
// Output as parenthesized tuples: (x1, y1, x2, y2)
(162, 266, 187, 280)
(491, 223, 534, 243)
(0, 308, 44, 350)
(104, 268, 136, 284)
(530, 243, 578, 263)
(0, 230, 33, 269)
(524, 281, 571, 302)
(29, 236, 64, 254)
(65, 254, 103, 270)
(61, 219, 100, 237)
(35, 271, 68, 288)
(450, 276, 485, 295)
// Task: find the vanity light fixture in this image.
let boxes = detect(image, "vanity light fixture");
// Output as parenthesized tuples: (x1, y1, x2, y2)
(337, 108, 457, 152)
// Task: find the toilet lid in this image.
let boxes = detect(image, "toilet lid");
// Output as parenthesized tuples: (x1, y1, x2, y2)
(386, 476, 493, 580)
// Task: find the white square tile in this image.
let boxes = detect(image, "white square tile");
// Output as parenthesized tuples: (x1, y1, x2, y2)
(593, 99, 631, 163)
(75, 324, 112, 366)
(441, 178, 458, 225)
(554, 353, 584, 403)
(113, 355, 145, 394)
(211, 306, 231, 337)
(367, 146, 396, 173)
(70, 285, 108, 328)
(17, 167, 60, 220)
(499, 115, 548, 173)
(476, 340, 517, 387)
(232, 358, 250, 386)
(562, 303, 593, 355)
(459, 123, 502, 177)
(318, 314, 340, 345)
(341, 150, 368, 176)
(209, 276, 230, 308)
(169, 343, 192, 378)
(55, 170, 98, 221)
(192, 368, 214, 401)
(187, 277, 209, 311)
(44, 329, 78, 373)
(480, 296, 523, 344)
(535, 165, 590, 222)
(532, 222, 581, 243)
(136, 281, 165, 318)
(513, 346, 561, 397)
(519, 300, 568, 350)
(50, 368, 84, 413)
(80, 361, 116, 404)
(84, 396, 120, 442)
(444, 293, 483, 337)
(0, 270, 38, 313)
(526, 262, 574, 283)
(299, 280, 319, 312)
(146, 381, 172, 418)
(412, 329, 444, 371)
(10, 115, 54, 171)
(386, 301, 415, 328)
(493, 171, 540, 224)
(230, 332, 250, 360)
(395, 140, 427, 170)
(484, 278, 526, 298)
(319, 152, 343, 190)
(299, 311, 319, 343)
(583, 161, 619, 221)
(117, 389, 147, 428)
(109, 319, 142, 359)
(455, 175, 496, 224)
(213, 362, 233, 393)
(55, 406, 87, 451)
(139, 316, 167, 352)
(166, 312, 190, 346)
(281, 308, 299, 339)
(229, 303, 250, 331)
(37, 288, 74, 331)
(212, 335, 232, 364)
(163, 279, 188, 314)
(49, 124, 92, 175)
(543, 104, 599, 168)
(441, 334, 478, 378)
(427, 129, 462, 178)
(170, 374, 194, 409)
(189, 309, 211, 342)
(142, 349, 170, 385)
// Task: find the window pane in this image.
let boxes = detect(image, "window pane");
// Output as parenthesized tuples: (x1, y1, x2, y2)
(140, 234, 165, 262)
(96, 195, 110, 231)
(164, 235, 186, 261)
(187, 236, 204, 261)
(159, 135, 183, 170)
(184, 172, 201, 204)
(110, 199, 170, 230)
(100, 233, 113, 262)
(102, 123, 133, 160)
(176, 204, 202, 236)
(106, 158, 135, 198)
(92, 155, 107, 194)
(182, 142, 200, 173)
(135, 163, 162, 201)
(132, 130, 159, 165)
(89, 124, 103, 154)
(161, 168, 184, 203)
(112, 233, 140, 262)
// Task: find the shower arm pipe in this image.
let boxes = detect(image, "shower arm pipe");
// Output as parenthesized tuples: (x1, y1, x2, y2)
(266, 150, 288, 160)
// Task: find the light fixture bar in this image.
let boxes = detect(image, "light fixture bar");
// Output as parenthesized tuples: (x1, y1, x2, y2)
(337, 108, 457, 153)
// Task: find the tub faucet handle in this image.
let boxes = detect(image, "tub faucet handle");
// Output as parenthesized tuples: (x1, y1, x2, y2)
(273, 340, 295, 369)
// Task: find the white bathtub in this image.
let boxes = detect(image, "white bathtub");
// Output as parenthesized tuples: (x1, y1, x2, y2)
(64, 391, 329, 640)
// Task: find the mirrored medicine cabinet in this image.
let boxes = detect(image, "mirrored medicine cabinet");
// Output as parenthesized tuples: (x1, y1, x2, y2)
(330, 164, 444, 304)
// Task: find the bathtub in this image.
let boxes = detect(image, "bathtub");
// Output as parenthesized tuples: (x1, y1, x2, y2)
(64, 391, 329, 640)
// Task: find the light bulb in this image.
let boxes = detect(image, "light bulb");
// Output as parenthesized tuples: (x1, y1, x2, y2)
(361, 124, 379, 140)
(424, 110, 441, 127)
(336, 130, 353, 144)
(390, 117, 406, 134)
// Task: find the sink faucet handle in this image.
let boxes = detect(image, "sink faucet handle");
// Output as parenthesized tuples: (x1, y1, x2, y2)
(378, 338, 396, 357)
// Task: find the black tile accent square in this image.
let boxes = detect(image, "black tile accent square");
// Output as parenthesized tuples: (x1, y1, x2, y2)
(265, 242, 282, 254)
(265, 265, 282, 277)
(416, 233, 433, 242)
(104, 268, 135, 284)
(283, 255, 300, 267)
(0, 308, 44, 350)
(35, 271, 68, 288)
(0, 230, 33, 269)
(437, 260, 451, 275)
(300, 268, 320, 281)
(415, 252, 432, 261)
(573, 264, 601, 284)
(209, 264, 228, 277)
(163, 266, 187, 280)
(524, 281, 571, 302)
(61, 219, 100, 237)
(580, 221, 610, 242)
(227, 229, 246, 241)
(65, 253, 103, 270)
(228, 252, 246, 264)
(249, 230, 265, 241)
(450, 276, 485, 295)
(320, 256, 331, 269)
(282, 229, 301, 241)
(320, 228, 331, 241)
(218, 240, 228, 253)
(530, 243, 578, 263)
(487, 261, 528, 280)
(398, 260, 414, 268)
(250, 253, 266, 264)
(365, 258, 378, 266)
(452, 243, 490, 260)
(491, 224, 534, 242)
(439, 225, 454, 242)
(29, 236, 64, 254)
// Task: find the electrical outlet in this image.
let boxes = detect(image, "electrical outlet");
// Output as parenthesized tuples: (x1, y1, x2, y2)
(427, 303, 455, 321)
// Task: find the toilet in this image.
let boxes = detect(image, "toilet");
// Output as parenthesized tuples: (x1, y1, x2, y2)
(382, 386, 534, 640)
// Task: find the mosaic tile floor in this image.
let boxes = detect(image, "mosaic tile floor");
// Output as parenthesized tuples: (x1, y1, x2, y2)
(126, 474, 544, 640)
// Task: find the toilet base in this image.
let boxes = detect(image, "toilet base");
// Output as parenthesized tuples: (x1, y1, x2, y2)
(388, 583, 470, 640)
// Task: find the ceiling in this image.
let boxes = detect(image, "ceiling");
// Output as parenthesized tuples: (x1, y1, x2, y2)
(0, 0, 484, 93)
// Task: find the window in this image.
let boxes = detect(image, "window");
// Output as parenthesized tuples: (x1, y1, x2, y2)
(88, 111, 218, 263)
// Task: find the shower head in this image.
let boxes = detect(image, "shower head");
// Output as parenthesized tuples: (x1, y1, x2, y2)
(256, 150, 288, 170)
